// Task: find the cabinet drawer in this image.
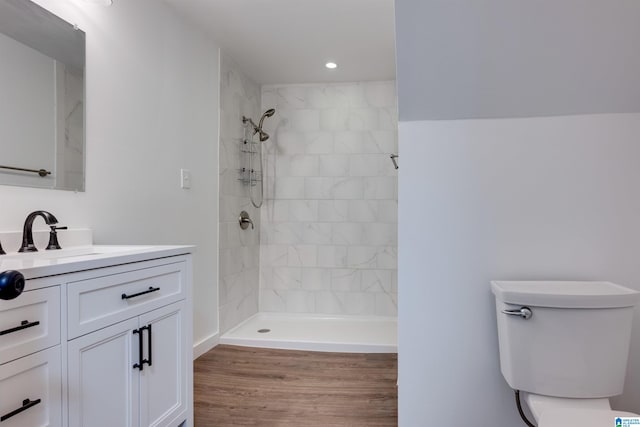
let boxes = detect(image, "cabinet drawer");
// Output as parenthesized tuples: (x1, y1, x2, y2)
(0, 286, 60, 364)
(0, 346, 62, 427)
(68, 261, 186, 339)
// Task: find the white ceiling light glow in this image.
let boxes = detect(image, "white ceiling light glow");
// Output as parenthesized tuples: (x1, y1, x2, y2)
(83, 0, 113, 5)
(325, 62, 337, 69)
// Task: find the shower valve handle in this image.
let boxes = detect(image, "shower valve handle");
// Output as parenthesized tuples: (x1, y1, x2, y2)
(239, 211, 254, 230)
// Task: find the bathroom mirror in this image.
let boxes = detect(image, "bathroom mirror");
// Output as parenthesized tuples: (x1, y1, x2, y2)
(0, 0, 85, 191)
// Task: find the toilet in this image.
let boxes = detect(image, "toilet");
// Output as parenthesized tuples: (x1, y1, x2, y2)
(491, 281, 640, 426)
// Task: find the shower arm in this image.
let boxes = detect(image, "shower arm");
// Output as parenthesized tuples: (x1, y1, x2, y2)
(242, 116, 260, 134)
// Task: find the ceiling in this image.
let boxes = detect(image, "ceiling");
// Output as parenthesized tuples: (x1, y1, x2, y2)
(163, 0, 396, 85)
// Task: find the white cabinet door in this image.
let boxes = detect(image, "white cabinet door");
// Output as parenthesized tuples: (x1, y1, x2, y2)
(68, 317, 140, 427)
(0, 346, 61, 427)
(138, 301, 187, 427)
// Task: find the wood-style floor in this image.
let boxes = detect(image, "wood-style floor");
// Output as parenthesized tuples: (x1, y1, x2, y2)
(194, 345, 398, 426)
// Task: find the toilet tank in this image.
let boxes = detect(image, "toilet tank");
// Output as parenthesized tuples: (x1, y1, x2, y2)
(491, 281, 639, 398)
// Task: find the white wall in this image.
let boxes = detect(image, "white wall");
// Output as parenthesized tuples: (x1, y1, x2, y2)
(398, 113, 640, 425)
(0, 0, 220, 348)
(395, 0, 640, 120)
(259, 82, 398, 316)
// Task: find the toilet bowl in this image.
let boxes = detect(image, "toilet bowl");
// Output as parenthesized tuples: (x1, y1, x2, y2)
(523, 392, 638, 426)
(491, 281, 640, 424)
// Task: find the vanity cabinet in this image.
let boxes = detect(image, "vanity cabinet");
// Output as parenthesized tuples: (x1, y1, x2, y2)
(0, 247, 193, 427)
(68, 301, 188, 427)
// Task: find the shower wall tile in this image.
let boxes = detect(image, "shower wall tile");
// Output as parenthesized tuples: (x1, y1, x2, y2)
(218, 53, 261, 333)
(260, 81, 398, 317)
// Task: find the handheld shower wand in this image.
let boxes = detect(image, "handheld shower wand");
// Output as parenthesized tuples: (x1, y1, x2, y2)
(242, 108, 276, 208)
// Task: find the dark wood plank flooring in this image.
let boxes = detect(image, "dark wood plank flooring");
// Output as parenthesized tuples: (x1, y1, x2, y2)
(194, 345, 397, 426)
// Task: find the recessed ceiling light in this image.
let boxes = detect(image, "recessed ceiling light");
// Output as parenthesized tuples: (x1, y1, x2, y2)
(325, 62, 337, 69)
(83, 0, 113, 5)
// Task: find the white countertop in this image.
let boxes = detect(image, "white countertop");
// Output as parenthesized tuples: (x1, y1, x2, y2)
(0, 245, 194, 280)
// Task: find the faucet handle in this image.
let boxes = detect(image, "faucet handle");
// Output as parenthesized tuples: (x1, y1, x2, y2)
(46, 226, 67, 250)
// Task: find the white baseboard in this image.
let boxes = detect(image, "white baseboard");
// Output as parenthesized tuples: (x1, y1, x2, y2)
(193, 332, 220, 360)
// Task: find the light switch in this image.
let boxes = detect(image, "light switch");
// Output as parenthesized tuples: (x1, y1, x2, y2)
(180, 169, 192, 189)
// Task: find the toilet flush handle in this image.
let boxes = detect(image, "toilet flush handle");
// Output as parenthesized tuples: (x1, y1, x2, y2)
(502, 307, 532, 320)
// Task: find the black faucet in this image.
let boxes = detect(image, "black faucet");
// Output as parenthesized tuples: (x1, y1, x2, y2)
(18, 211, 66, 252)
(0, 239, 5, 255)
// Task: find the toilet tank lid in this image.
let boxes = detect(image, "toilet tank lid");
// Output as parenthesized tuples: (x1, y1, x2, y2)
(491, 281, 640, 308)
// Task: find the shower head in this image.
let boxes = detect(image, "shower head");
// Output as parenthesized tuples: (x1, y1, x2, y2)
(243, 108, 276, 142)
(258, 130, 270, 142)
(258, 108, 276, 129)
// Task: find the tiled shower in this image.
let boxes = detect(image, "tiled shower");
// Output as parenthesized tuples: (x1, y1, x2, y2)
(219, 53, 398, 335)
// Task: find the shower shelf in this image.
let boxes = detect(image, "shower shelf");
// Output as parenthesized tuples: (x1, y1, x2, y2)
(237, 168, 262, 186)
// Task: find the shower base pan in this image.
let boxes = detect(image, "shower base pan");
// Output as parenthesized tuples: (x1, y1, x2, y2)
(220, 312, 397, 353)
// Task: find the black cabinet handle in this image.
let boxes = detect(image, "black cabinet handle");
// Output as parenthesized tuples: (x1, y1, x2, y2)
(132, 328, 144, 371)
(1, 398, 41, 422)
(0, 320, 40, 336)
(141, 324, 152, 367)
(121, 286, 160, 300)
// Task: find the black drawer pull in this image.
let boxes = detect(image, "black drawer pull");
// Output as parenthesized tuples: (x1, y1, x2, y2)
(121, 286, 160, 300)
(141, 324, 152, 367)
(0, 320, 40, 336)
(132, 328, 144, 371)
(1, 398, 41, 422)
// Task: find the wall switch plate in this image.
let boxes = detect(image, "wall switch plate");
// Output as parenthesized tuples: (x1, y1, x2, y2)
(180, 169, 192, 189)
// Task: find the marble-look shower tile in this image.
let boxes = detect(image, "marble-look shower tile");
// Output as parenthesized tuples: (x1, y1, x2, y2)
(320, 108, 349, 131)
(289, 200, 319, 222)
(276, 130, 306, 155)
(331, 177, 364, 199)
(377, 246, 398, 269)
(348, 109, 379, 131)
(307, 86, 336, 109)
(260, 80, 397, 318)
(318, 200, 348, 222)
(317, 245, 348, 268)
(347, 246, 378, 269)
(315, 291, 345, 314)
(338, 292, 376, 315)
(349, 154, 380, 177)
(284, 290, 316, 313)
(331, 269, 362, 292)
(287, 245, 317, 267)
(260, 289, 287, 312)
(271, 223, 304, 245)
(274, 177, 305, 199)
(289, 154, 319, 176)
(290, 109, 320, 131)
(318, 154, 349, 176)
(331, 223, 364, 245)
(378, 107, 399, 131)
(273, 267, 302, 290)
(302, 223, 332, 245)
(361, 223, 397, 246)
(374, 292, 398, 316)
(305, 177, 333, 199)
(361, 270, 393, 292)
(273, 85, 307, 109)
(348, 200, 377, 222)
(363, 81, 397, 108)
(363, 176, 397, 200)
(301, 268, 331, 291)
(261, 245, 288, 267)
(334, 131, 364, 154)
(305, 132, 334, 154)
(363, 130, 397, 154)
